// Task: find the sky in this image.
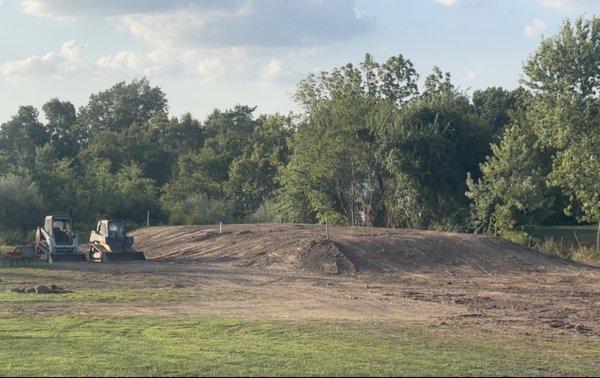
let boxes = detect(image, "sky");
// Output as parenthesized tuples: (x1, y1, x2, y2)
(1, 0, 600, 123)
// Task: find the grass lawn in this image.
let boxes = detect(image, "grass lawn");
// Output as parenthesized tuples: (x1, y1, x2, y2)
(0, 315, 599, 377)
(1, 262, 599, 376)
(530, 225, 598, 247)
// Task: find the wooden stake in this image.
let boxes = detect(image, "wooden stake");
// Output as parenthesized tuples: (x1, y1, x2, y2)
(560, 236, 564, 255)
(597, 222, 599, 252)
(219, 222, 222, 235)
(325, 220, 330, 241)
(146, 211, 150, 227)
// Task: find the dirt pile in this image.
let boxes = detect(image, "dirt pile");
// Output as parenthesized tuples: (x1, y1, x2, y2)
(298, 240, 357, 275)
(131, 224, 570, 276)
(11, 284, 71, 294)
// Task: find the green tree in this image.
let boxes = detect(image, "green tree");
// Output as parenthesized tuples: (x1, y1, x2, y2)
(77, 159, 160, 224)
(280, 54, 420, 225)
(78, 78, 167, 140)
(164, 105, 257, 196)
(226, 114, 291, 218)
(111, 163, 161, 223)
(384, 75, 488, 229)
(468, 17, 600, 233)
(0, 173, 45, 235)
(466, 119, 559, 232)
(0, 106, 49, 169)
(42, 99, 81, 159)
(523, 17, 600, 226)
(472, 87, 528, 140)
(29, 145, 79, 217)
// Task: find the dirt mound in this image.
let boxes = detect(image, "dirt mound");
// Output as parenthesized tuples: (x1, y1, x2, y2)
(131, 224, 570, 276)
(298, 240, 357, 275)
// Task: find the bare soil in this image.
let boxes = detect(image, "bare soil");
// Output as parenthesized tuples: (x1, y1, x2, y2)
(132, 223, 571, 275)
(3, 223, 598, 341)
(130, 224, 599, 336)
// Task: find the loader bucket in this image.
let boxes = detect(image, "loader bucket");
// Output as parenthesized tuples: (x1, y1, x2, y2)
(49, 253, 87, 263)
(103, 252, 147, 262)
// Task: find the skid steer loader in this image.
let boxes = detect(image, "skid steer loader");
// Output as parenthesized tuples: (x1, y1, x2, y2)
(88, 219, 146, 262)
(35, 215, 86, 263)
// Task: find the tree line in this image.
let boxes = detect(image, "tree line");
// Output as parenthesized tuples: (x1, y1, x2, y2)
(0, 17, 598, 244)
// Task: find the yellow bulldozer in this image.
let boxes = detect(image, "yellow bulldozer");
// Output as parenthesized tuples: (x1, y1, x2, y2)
(87, 219, 146, 262)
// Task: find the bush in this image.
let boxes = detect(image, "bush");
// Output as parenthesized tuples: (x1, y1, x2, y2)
(244, 200, 281, 224)
(499, 229, 538, 247)
(0, 174, 45, 233)
(166, 193, 233, 225)
(536, 237, 570, 258)
(0, 229, 27, 246)
(431, 210, 472, 233)
(500, 228, 600, 267)
(570, 246, 600, 266)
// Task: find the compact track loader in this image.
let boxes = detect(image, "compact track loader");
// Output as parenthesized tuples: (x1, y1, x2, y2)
(35, 215, 86, 263)
(88, 219, 146, 262)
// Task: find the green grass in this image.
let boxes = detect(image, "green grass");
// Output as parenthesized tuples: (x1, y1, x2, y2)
(529, 225, 598, 247)
(0, 316, 599, 376)
(0, 288, 194, 304)
(527, 225, 600, 265)
(1, 254, 599, 376)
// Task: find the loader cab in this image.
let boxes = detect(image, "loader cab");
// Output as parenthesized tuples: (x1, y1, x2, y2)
(94, 219, 133, 253)
(106, 220, 127, 243)
(44, 215, 74, 245)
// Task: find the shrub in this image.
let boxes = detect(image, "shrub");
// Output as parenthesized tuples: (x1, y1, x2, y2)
(499, 229, 538, 247)
(244, 200, 281, 224)
(0, 174, 45, 233)
(570, 246, 600, 266)
(500, 228, 600, 267)
(166, 193, 233, 225)
(0, 229, 27, 246)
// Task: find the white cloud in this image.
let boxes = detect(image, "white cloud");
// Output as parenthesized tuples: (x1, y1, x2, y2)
(434, 0, 599, 11)
(22, 0, 374, 48)
(465, 70, 477, 81)
(96, 50, 177, 77)
(524, 18, 547, 36)
(535, 0, 600, 11)
(96, 49, 231, 81)
(196, 57, 222, 83)
(434, 0, 460, 6)
(1, 41, 86, 80)
(15, 1, 374, 84)
(22, 0, 238, 19)
(262, 59, 284, 80)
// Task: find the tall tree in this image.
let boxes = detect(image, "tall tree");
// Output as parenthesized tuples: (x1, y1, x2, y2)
(0, 106, 49, 169)
(384, 72, 488, 229)
(523, 17, 600, 227)
(468, 17, 600, 233)
(42, 99, 81, 159)
(472, 87, 527, 140)
(280, 54, 421, 225)
(78, 78, 168, 140)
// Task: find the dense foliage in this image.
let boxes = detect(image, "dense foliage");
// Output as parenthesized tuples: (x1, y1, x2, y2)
(468, 17, 600, 232)
(0, 17, 597, 242)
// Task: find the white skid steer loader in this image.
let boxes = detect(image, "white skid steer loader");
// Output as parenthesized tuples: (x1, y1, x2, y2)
(35, 215, 86, 263)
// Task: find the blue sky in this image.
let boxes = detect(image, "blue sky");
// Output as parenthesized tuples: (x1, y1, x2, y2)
(1, 0, 599, 123)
